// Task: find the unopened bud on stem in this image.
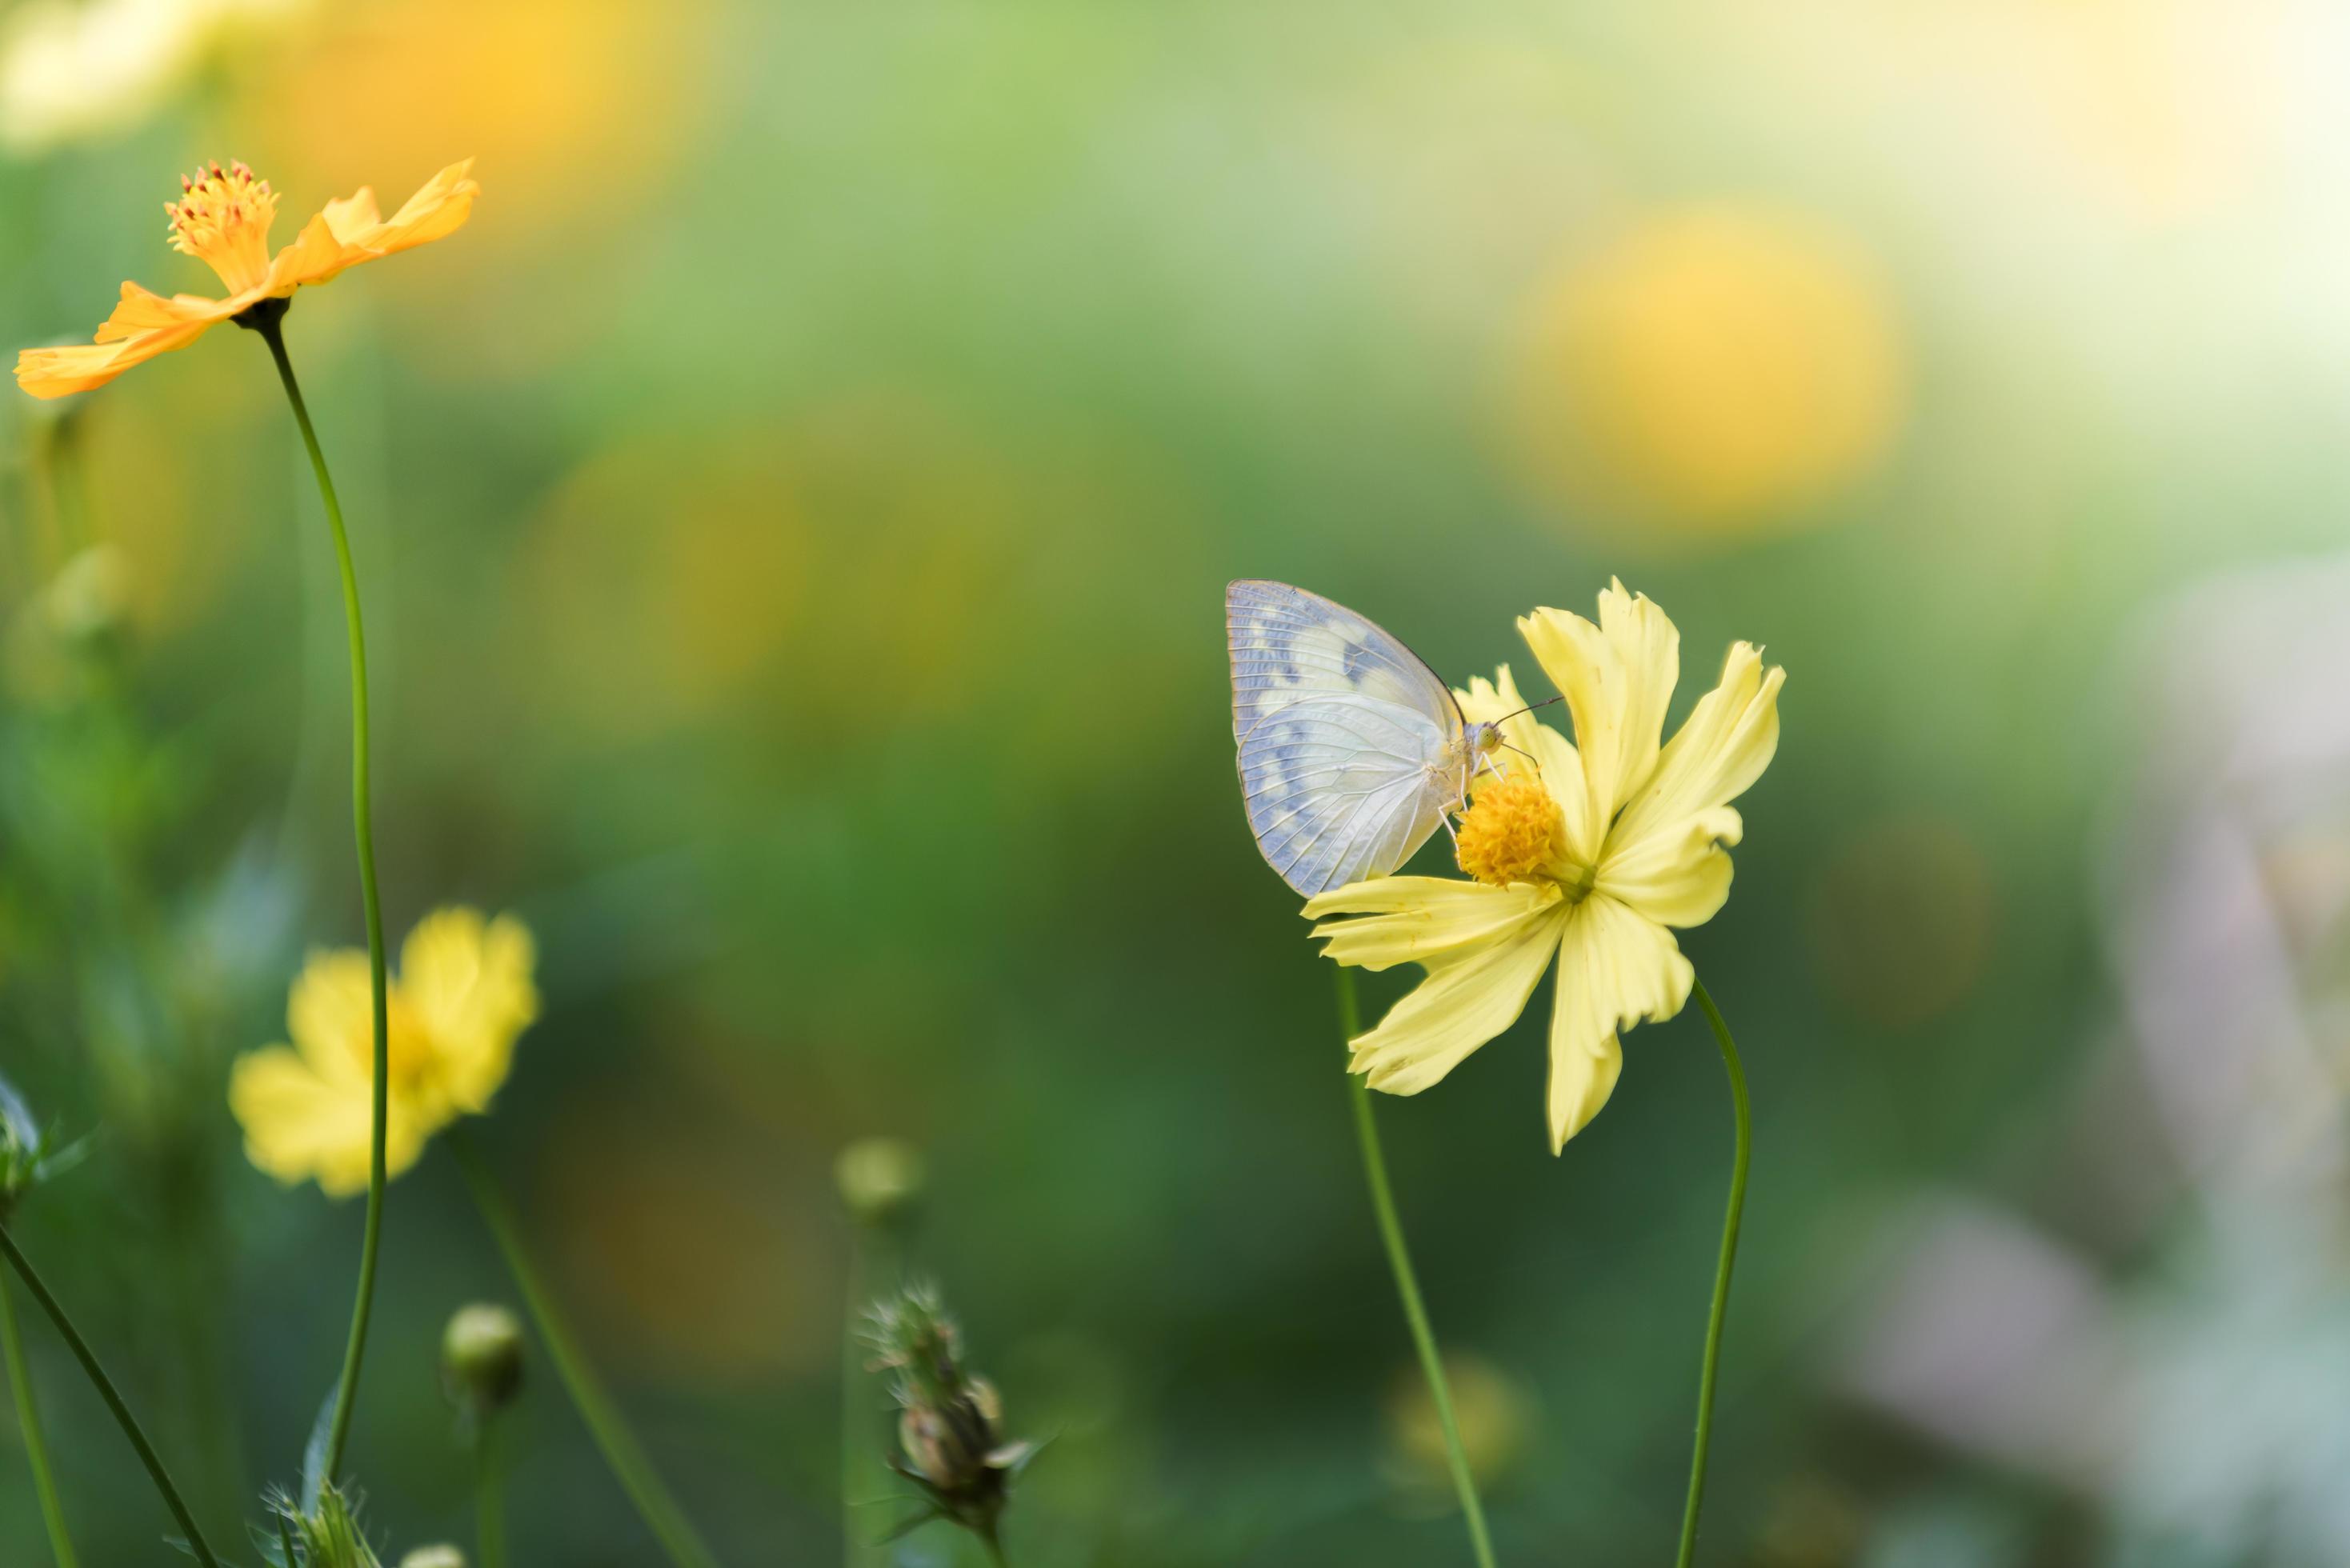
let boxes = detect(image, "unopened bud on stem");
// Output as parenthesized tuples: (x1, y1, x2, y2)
(440, 1303, 525, 1419)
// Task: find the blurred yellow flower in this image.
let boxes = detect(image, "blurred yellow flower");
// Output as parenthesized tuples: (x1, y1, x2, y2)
(230, 908, 537, 1196)
(0, 0, 306, 154)
(1306, 582, 1781, 1152)
(14, 157, 478, 400)
(1509, 205, 1904, 542)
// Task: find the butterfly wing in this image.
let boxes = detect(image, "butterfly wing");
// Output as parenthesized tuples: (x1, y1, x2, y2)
(1227, 581, 1464, 896)
(1227, 579, 1459, 745)
(1239, 696, 1458, 895)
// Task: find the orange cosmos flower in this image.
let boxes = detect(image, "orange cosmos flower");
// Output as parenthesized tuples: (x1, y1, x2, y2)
(14, 156, 479, 400)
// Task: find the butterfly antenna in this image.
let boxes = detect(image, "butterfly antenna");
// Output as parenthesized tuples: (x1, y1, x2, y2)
(1491, 695, 1565, 724)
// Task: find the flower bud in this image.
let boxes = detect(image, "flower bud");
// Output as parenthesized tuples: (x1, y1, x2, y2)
(836, 1137, 924, 1230)
(398, 1550, 468, 1568)
(294, 1486, 384, 1568)
(440, 1303, 525, 1418)
(864, 1282, 1033, 1549)
(0, 1071, 78, 1226)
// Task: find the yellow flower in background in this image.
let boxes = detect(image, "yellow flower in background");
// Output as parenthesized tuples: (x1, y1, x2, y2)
(14, 157, 478, 399)
(1510, 205, 1904, 543)
(1306, 583, 1781, 1152)
(0, 0, 306, 154)
(230, 908, 537, 1195)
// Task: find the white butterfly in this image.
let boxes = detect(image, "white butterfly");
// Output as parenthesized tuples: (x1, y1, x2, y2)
(1228, 580, 1504, 896)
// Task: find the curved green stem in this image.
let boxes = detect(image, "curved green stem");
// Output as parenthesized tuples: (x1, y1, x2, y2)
(450, 1131, 721, 1568)
(0, 1226, 218, 1567)
(254, 311, 390, 1488)
(474, 1418, 508, 1568)
(1, 1268, 78, 1568)
(1674, 978, 1751, 1568)
(1335, 967, 1498, 1568)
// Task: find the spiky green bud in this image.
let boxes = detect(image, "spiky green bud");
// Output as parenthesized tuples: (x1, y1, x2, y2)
(864, 1282, 1034, 1550)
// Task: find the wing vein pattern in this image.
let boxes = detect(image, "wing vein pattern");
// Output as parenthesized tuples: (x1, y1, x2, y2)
(1227, 580, 1465, 896)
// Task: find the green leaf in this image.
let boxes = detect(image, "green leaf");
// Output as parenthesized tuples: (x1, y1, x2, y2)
(300, 1386, 337, 1512)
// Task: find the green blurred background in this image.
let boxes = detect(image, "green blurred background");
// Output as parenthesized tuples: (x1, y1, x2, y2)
(5, 0, 2350, 1562)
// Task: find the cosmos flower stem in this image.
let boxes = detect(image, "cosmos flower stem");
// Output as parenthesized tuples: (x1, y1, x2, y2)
(0, 1225, 220, 1568)
(1, 1269, 79, 1568)
(475, 1418, 509, 1568)
(255, 311, 391, 1489)
(449, 1130, 723, 1568)
(1673, 978, 1750, 1568)
(1336, 968, 1499, 1568)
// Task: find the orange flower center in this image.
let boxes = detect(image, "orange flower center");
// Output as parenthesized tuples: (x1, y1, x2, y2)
(167, 160, 278, 295)
(1455, 774, 1575, 890)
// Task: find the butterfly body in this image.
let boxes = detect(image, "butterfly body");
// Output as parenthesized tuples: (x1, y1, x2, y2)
(1227, 580, 1495, 896)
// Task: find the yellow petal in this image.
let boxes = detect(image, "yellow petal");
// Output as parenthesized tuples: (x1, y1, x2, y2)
(1346, 909, 1566, 1096)
(1547, 895, 1692, 1151)
(1598, 805, 1742, 927)
(1518, 580, 1679, 854)
(92, 282, 237, 340)
(286, 948, 376, 1084)
(1612, 640, 1781, 846)
(267, 159, 481, 294)
(227, 1046, 433, 1198)
(1308, 877, 1562, 971)
(13, 278, 238, 398)
(399, 907, 538, 1115)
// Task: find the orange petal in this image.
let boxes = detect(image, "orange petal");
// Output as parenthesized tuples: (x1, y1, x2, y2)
(269, 158, 479, 294)
(94, 281, 238, 342)
(268, 210, 366, 292)
(15, 319, 215, 398)
(322, 186, 383, 243)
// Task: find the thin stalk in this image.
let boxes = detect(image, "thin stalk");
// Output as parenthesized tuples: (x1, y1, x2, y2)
(253, 311, 390, 1488)
(474, 1418, 508, 1568)
(0, 1226, 218, 1567)
(1674, 978, 1751, 1568)
(841, 1224, 898, 1568)
(1335, 967, 1498, 1568)
(449, 1131, 721, 1568)
(1, 1269, 78, 1568)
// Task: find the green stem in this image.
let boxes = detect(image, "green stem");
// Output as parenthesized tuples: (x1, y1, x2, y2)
(1, 1268, 78, 1568)
(254, 312, 390, 1489)
(0, 1226, 218, 1568)
(474, 1418, 507, 1568)
(450, 1131, 721, 1568)
(1674, 978, 1751, 1568)
(1335, 967, 1498, 1568)
(842, 1226, 895, 1568)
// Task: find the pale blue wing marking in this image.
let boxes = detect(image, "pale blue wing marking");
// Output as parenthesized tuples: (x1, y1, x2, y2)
(1239, 694, 1455, 896)
(1227, 579, 1461, 747)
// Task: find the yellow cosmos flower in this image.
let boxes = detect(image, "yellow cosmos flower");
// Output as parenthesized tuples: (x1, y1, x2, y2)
(230, 908, 538, 1196)
(14, 156, 478, 400)
(1304, 582, 1782, 1153)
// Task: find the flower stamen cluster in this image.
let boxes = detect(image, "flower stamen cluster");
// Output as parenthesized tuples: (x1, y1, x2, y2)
(168, 159, 278, 294)
(1455, 774, 1571, 889)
